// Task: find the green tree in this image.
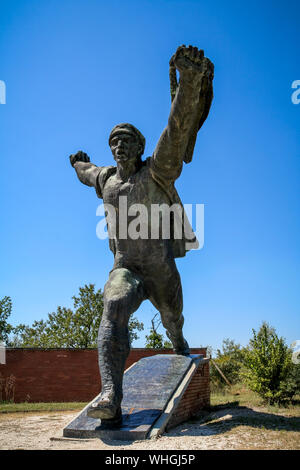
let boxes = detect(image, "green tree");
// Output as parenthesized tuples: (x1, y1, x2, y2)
(0, 296, 13, 345)
(210, 338, 247, 391)
(145, 329, 164, 349)
(243, 322, 298, 404)
(128, 316, 145, 344)
(11, 284, 144, 348)
(145, 313, 172, 349)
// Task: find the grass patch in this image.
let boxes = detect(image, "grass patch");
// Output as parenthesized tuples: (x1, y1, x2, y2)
(211, 384, 262, 408)
(0, 402, 88, 413)
(211, 383, 300, 417)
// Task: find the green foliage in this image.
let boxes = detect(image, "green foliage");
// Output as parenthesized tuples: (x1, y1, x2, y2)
(284, 363, 300, 399)
(243, 322, 299, 405)
(145, 330, 172, 349)
(0, 296, 13, 345)
(10, 284, 144, 348)
(145, 328, 165, 349)
(144, 313, 172, 349)
(127, 315, 144, 344)
(210, 338, 247, 391)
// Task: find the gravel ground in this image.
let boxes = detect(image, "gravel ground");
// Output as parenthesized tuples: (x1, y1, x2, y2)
(0, 407, 299, 450)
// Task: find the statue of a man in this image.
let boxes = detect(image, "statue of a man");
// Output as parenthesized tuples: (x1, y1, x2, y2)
(70, 45, 214, 424)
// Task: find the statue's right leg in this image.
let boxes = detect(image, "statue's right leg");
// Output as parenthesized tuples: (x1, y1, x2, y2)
(87, 268, 145, 421)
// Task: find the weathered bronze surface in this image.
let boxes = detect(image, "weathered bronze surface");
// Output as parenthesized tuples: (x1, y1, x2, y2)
(70, 45, 214, 421)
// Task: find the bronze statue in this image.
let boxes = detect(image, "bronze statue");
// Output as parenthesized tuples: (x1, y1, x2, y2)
(70, 45, 214, 424)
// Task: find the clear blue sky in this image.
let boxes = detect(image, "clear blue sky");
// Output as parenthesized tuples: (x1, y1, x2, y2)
(0, 0, 299, 351)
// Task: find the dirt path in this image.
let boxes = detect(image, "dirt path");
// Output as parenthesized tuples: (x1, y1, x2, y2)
(0, 407, 299, 450)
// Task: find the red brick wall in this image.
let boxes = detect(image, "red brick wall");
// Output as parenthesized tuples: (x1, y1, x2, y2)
(0, 348, 206, 403)
(167, 359, 210, 429)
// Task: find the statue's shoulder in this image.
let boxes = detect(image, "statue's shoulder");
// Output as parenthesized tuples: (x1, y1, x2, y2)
(100, 165, 117, 179)
(95, 165, 117, 198)
(145, 156, 174, 192)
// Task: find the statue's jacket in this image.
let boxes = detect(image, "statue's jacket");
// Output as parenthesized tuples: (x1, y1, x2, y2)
(94, 158, 199, 259)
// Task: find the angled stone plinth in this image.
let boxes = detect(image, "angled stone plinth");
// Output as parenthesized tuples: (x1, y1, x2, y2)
(62, 354, 207, 441)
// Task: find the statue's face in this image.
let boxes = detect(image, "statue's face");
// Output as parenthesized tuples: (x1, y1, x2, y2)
(110, 132, 141, 164)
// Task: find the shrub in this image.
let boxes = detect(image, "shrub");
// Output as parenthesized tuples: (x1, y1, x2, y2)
(243, 322, 299, 405)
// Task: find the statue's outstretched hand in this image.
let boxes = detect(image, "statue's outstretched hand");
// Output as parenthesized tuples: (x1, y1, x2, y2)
(170, 45, 214, 79)
(69, 150, 90, 167)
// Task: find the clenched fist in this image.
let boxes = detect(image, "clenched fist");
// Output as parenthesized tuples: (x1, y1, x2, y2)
(69, 150, 90, 167)
(170, 45, 214, 79)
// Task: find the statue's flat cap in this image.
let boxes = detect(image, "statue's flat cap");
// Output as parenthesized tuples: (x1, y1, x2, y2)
(109, 123, 145, 150)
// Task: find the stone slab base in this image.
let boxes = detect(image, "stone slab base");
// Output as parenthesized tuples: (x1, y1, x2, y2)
(61, 354, 210, 441)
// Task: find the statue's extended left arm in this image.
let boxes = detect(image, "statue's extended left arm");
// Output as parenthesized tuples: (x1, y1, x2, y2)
(151, 45, 214, 182)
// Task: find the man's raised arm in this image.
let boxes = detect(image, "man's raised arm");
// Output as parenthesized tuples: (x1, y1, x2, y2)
(151, 45, 214, 181)
(70, 150, 100, 187)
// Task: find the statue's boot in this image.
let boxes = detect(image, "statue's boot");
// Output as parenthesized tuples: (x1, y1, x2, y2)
(174, 338, 190, 356)
(87, 388, 122, 423)
(167, 331, 190, 356)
